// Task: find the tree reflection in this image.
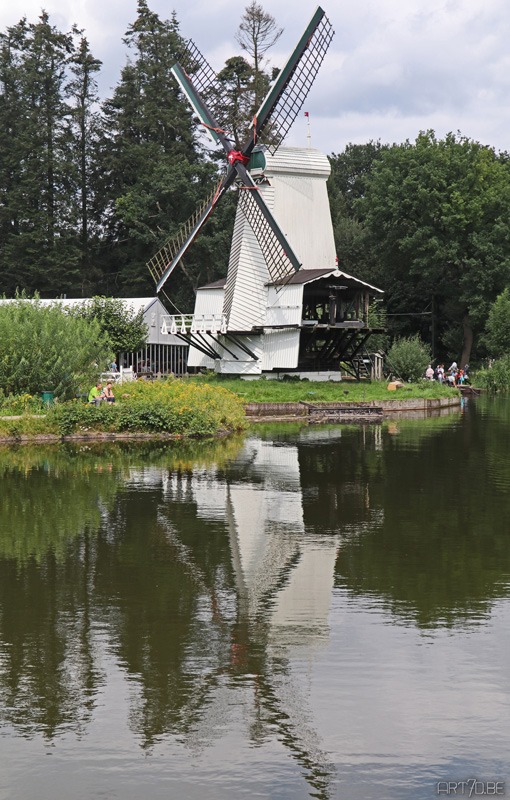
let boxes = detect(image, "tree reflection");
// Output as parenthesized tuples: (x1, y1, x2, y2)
(1, 407, 510, 798)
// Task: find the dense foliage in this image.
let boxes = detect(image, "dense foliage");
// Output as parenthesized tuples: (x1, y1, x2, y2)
(69, 296, 148, 354)
(482, 288, 510, 358)
(0, 378, 247, 438)
(0, 298, 111, 398)
(328, 133, 510, 366)
(386, 335, 432, 383)
(0, 1, 235, 309)
(475, 355, 510, 392)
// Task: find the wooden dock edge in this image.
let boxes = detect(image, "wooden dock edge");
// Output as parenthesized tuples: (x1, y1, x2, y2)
(244, 396, 462, 418)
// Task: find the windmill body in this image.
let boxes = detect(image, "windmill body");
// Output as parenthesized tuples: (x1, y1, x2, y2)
(225, 146, 336, 332)
(183, 145, 382, 376)
(187, 145, 340, 374)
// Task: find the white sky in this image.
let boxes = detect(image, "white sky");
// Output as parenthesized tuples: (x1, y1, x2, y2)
(2, 0, 510, 156)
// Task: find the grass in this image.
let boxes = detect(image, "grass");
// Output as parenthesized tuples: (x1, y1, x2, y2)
(189, 376, 459, 404)
(0, 378, 247, 439)
(0, 376, 460, 441)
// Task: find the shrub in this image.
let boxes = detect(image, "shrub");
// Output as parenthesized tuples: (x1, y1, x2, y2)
(386, 335, 431, 382)
(0, 296, 112, 399)
(48, 380, 246, 436)
(476, 355, 510, 392)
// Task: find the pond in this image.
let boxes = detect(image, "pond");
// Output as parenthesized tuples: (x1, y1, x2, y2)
(0, 396, 509, 800)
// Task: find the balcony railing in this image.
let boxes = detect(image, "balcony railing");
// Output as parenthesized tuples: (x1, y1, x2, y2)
(161, 314, 227, 336)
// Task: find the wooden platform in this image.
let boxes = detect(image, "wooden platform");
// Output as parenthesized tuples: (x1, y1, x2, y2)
(299, 401, 383, 422)
(458, 385, 485, 396)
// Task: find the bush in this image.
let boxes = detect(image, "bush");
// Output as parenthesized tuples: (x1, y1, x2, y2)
(386, 335, 431, 382)
(48, 379, 247, 436)
(483, 289, 510, 358)
(476, 355, 510, 392)
(0, 296, 112, 399)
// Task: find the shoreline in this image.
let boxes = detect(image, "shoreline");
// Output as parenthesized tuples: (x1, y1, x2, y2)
(0, 396, 464, 444)
(245, 395, 462, 418)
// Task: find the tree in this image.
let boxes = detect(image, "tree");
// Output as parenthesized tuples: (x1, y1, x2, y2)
(0, 14, 82, 296)
(327, 143, 388, 286)
(483, 288, 510, 357)
(235, 1, 282, 109)
(0, 297, 111, 398)
(357, 131, 510, 366)
(96, 1, 232, 306)
(68, 35, 102, 276)
(207, 56, 255, 148)
(386, 334, 431, 382)
(69, 296, 148, 354)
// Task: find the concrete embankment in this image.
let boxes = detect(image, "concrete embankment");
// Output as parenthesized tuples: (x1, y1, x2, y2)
(245, 395, 462, 420)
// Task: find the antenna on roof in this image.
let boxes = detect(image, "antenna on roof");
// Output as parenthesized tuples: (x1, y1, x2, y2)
(304, 111, 311, 148)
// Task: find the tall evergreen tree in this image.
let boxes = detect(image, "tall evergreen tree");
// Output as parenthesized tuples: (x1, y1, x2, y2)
(96, 1, 233, 306)
(0, 14, 81, 296)
(68, 34, 102, 288)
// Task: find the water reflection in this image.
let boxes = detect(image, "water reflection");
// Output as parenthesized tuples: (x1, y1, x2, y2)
(1, 401, 510, 799)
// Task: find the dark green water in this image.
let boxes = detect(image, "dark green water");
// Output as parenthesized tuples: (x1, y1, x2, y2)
(1, 397, 510, 800)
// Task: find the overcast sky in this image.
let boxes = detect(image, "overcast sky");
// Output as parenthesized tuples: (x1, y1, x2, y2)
(1, 0, 510, 156)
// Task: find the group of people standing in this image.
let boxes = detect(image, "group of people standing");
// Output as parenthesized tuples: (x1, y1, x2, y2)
(425, 362, 469, 386)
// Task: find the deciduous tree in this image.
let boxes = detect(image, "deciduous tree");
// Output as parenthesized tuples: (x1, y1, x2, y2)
(357, 131, 510, 365)
(235, 1, 282, 109)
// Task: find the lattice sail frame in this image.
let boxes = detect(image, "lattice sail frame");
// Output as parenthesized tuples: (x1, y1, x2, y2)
(178, 39, 231, 123)
(237, 189, 295, 284)
(255, 12, 334, 154)
(147, 182, 220, 289)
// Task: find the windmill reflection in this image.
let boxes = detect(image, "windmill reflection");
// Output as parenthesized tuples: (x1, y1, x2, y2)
(157, 436, 339, 798)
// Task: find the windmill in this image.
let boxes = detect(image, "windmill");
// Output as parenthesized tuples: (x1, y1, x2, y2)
(149, 7, 384, 378)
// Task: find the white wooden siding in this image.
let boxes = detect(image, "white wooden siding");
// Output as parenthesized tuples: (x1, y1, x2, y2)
(265, 284, 304, 326)
(224, 191, 271, 332)
(263, 148, 337, 271)
(261, 329, 300, 370)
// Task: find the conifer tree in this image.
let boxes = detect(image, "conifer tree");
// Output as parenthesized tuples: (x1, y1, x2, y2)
(68, 35, 102, 284)
(0, 14, 81, 296)
(97, 1, 233, 306)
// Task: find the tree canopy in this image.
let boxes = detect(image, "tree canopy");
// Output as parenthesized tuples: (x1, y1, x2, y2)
(0, 298, 111, 398)
(329, 132, 510, 364)
(68, 297, 148, 354)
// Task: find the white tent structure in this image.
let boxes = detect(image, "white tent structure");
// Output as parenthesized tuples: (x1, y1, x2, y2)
(161, 147, 383, 379)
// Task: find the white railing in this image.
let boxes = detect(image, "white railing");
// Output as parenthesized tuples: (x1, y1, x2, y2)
(161, 314, 227, 335)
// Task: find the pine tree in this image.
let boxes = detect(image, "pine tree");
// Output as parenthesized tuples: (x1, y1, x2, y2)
(0, 14, 81, 296)
(68, 35, 102, 287)
(97, 1, 233, 305)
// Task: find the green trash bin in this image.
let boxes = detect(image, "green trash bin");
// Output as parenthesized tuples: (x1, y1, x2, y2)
(41, 391, 54, 407)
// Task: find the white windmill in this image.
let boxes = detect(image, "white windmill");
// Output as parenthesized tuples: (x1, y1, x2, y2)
(148, 7, 383, 379)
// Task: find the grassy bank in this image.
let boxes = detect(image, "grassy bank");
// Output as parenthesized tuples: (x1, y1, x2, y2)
(189, 376, 459, 404)
(0, 377, 460, 441)
(0, 379, 247, 439)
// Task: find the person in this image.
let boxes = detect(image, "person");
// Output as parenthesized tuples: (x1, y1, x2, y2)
(103, 381, 115, 403)
(426, 364, 434, 380)
(88, 382, 105, 405)
(464, 363, 469, 380)
(111, 360, 118, 373)
(438, 365, 444, 384)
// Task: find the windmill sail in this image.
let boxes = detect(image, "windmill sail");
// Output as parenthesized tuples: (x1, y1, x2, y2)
(147, 6, 334, 305)
(249, 7, 334, 154)
(178, 38, 231, 120)
(147, 175, 230, 292)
